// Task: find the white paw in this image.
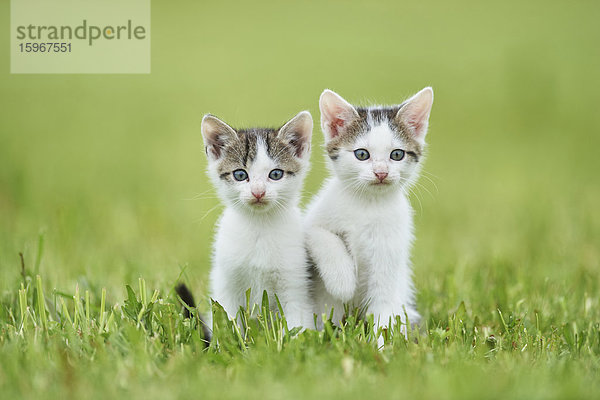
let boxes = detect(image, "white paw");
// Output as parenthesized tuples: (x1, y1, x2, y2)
(323, 263, 356, 302)
(286, 319, 302, 330)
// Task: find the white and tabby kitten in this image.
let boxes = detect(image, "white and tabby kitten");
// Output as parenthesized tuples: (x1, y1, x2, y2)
(201, 111, 314, 329)
(305, 88, 434, 341)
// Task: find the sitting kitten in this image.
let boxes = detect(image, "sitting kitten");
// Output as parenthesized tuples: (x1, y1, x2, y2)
(305, 88, 434, 342)
(201, 111, 314, 329)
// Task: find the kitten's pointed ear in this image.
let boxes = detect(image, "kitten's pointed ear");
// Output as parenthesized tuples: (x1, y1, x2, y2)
(396, 87, 434, 144)
(319, 89, 359, 141)
(278, 111, 313, 159)
(201, 114, 237, 161)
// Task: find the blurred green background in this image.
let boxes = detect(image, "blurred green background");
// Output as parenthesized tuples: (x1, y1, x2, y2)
(1, 0, 599, 315)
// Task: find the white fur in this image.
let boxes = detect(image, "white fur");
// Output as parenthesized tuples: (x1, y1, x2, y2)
(202, 112, 314, 330)
(210, 204, 312, 329)
(306, 88, 433, 346)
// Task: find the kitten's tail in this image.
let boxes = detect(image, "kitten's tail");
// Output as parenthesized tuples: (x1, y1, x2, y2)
(175, 283, 212, 347)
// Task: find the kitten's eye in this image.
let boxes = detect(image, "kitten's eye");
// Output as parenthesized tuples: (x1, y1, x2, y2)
(390, 149, 405, 161)
(232, 169, 248, 181)
(268, 169, 284, 180)
(354, 149, 370, 161)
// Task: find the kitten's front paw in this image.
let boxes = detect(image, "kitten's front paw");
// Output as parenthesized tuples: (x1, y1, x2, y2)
(323, 264, 356, 302)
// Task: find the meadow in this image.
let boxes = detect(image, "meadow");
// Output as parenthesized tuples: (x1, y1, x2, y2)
(1, 0, 599, 398)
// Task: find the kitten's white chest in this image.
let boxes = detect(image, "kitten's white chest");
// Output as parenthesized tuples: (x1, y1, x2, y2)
(351, 200, 412, 267)
(216, 211, 295, 271)
(334, 191, 413, 250)
(210, 208, 311, 326)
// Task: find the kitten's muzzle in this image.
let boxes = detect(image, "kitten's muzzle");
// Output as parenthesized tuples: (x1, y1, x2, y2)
(248, 190, 269, 206)
(251, 190, 266, 200)
(374, 172, 388, 183)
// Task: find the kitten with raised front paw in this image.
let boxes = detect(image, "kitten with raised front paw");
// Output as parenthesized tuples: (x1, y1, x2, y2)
(305, 87, 434, 345)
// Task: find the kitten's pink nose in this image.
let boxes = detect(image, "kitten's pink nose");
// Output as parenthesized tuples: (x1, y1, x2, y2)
(374, 172, 388, 182)
(252, 190, 266, 200)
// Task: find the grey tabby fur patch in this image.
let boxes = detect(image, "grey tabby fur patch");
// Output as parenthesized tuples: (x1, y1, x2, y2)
(326, 104, 424, 162)
(205, 119, 303, 182)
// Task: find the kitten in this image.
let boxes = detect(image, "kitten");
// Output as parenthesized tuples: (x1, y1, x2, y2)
(201, 111, 314, 329)
(305, 87, 434, 344)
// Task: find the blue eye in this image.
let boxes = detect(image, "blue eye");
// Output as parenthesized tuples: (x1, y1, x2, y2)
(269, 169, 284, 180)
(354, 148, 370, 161)
(390, 149, 405, 161)
(232, 169, 248, 181)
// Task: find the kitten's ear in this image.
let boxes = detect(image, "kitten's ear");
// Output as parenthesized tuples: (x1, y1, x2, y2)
(278, 111, 313, 159)
(395, 87, 434, 144)
(201, 114, 237, 161)
(319, 89, 359, 141)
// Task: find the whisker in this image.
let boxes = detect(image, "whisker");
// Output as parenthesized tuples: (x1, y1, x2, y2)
(194, 203, 224, 223)
(182, 188, 219, 201)
(412, 181, 436, 201)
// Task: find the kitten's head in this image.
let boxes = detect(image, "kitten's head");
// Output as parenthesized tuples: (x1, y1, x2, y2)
(201, 111, 312, 214)
(319, 87, 433, 197)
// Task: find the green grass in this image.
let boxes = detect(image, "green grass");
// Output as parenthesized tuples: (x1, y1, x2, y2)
(1, 0, 600, 398)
